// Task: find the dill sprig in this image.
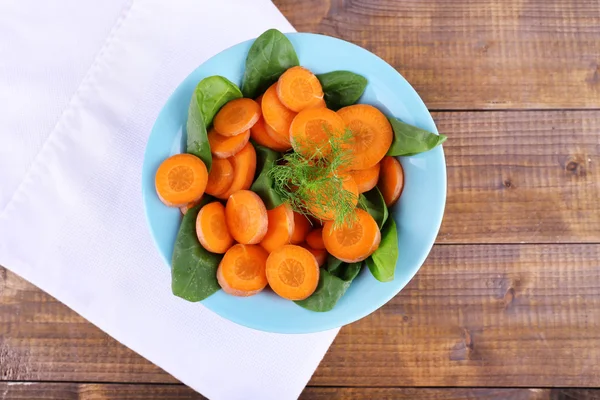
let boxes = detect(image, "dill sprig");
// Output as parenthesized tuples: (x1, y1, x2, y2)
(270, 129, 358, 227)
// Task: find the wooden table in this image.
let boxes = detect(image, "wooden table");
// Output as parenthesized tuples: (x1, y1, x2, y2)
(1, 1, 599, 399)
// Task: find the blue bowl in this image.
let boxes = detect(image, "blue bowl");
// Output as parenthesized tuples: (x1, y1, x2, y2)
(142, 33, 446, 334)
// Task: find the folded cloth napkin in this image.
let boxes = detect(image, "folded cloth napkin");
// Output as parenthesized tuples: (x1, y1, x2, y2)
(0, 1, 338, 399)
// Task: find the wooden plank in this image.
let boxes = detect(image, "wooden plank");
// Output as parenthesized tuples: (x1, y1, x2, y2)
(2, 244, 599, 386)
(274, 0, 600, 109)
(312, 244, 600, 386)
(0, 268, 176, 384)
(434, 110, 600, 243)
(0, 383, 561, 400)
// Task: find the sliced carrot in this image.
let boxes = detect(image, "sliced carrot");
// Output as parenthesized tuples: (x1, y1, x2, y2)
(306, 97, 326, 110)
(216, 142, 257, 199)
(225, 190, 268, 244)
(305, 228, 325, 250)
(378, 156, 405, 206)
(291, 212, 312, 244)
(276, 66, 324, 112)
(301, 244, 327, 267)
(213, 98, 261, 137)
(264, 120, 293, 150)
(265, 244, 320, 300)
(155, 153, 208, 207)
(205, 157, 234, 197)
(208, 127, 250, 159)
(307, 175, 358, 221)
(289, 108, 346, 158)
(250, 114, 291, 152)
(322, 208, 381, 263)
(262, 83, 296, 146)
(260, 203, 295, 253)
(337, 104, 393, 170)
(349, 163, 381, 193)
(196, 202, 234, 254)
(180, 197, 203, 215)
(217, 244, 269, 296)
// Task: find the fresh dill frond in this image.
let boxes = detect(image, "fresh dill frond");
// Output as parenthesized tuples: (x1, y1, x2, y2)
(270, 128, 358, 227)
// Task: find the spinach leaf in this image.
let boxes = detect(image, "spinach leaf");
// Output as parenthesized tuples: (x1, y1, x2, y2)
(171, 196, 222, 302)
(241, 29, 299, 98)
(358, 187, 388, 229)
(317, 71, 368, 110)
(366, 218, 398, 282)
(251, 145, 283, 209)
(187, 76, 242, 170)
(387, 117, 447, 157)
(295, 256, 362, 312)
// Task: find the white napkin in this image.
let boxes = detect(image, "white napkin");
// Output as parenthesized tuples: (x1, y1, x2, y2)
(0, 1, 338, 399)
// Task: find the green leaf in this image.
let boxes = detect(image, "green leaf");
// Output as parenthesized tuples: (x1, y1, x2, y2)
(387, 117, 447, 157)
(366, 218, 398, 282)
(317, 71, 368, 110)
(186, 76, 242, 170)
(171, 197, 222, 302)
(251, 145, 283, 209)
(241, 29, 299, 98)
(295, 256, 362, 312)
(358, 187, 388, 229)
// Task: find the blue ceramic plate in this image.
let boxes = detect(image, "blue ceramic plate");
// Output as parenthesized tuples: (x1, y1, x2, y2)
(142, 33, 446, 334)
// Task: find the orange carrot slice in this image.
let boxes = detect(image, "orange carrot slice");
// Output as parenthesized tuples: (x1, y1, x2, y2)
(225, 190, 268, 244)
(180, 197, 203, 215)
(289, 108, 346, 158)
(264, 120, 293, 150)
(265, 244, 320, 300)
(217, 244, 269, 296)
(155, 153, 207, 207)
(350, 163, 381, 193)
(216, 142, 257, 199)
(378, 156, 404, 206)
(307, 175, 358, 221)
(213, 98, 261, 137)
(196, 202, 234, 254)
(260, 203, 295, 253)
(250, 114, 291, 152)
(306, 97, 326, 110)
(208, 128, 250, 159)
(291, 212, 312, 244)
(301, 244, 327, 267)
(322, 208, 381, 263)
(337, 104, 393, 170)
(276, 66, 324, 112)
(305, 228, 325, 250)
(205, 157, 234, 197)
(261, 83, 296, 146)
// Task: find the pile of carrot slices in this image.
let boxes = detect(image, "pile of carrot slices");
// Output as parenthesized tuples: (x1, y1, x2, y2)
(155, 65, 404, 302)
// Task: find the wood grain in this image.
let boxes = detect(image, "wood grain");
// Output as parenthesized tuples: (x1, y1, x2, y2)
(274, 0, 600, 109)
(434, 110, 600, 243)
(1, 383, 589, 400)
(0, 268, 175, 384)
(312, 244, 600, 386)
(2, 243, 599, 386)
(0, 383, 598, 400)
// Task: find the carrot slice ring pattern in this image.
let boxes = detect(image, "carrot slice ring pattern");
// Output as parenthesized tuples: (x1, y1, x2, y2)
(266, 244, 320, 300)
(155, 153, 208, 207)
(213, 98, 261, 137)
(196, 202, 234, 254)
(225, 190, 268, 244)
(337, 104, 393, 170)
(276, 66, 324, 112)
(217, 244, 269, 297)
(322, 208, 381, 263)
